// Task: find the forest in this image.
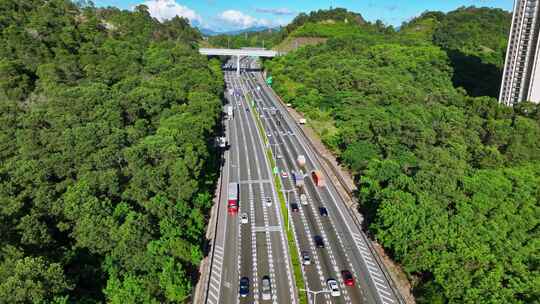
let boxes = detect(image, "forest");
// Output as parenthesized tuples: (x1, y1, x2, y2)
(265, 7, 540, 304)
(0, 0, 223, 303)
(207, 29, 282, 50)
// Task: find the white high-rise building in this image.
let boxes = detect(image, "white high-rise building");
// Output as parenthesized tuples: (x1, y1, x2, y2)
(499, 0, 540, 106)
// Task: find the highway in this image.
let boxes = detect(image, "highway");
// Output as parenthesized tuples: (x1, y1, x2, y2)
(205, 59, 296, 304)
(204, 57, 400, 304)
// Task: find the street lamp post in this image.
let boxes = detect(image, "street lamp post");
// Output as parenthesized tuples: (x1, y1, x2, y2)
(282, 189, 295, 230)
(300, 288, 331, 304)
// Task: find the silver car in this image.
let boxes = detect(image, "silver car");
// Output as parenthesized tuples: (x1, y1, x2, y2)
(301, 251, 311, 265)
(327, 279, 340, 297)
(261, 276, 272, 300)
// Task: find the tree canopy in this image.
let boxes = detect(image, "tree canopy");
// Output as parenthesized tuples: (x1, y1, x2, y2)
(0, 0, 222, 303)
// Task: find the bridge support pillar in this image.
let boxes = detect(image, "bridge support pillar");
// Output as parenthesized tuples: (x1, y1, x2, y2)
(236, 55, 240, 75)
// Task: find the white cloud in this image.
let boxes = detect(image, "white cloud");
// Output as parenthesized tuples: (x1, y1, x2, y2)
(217, 9, 280, 29)
(218, 10, 257, 28)
(255, 7, 295, 16)
(141, 0, 201, 23)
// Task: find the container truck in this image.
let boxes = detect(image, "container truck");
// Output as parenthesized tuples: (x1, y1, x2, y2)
(311, 170, 325, 187)
(228, 183, 239, 214)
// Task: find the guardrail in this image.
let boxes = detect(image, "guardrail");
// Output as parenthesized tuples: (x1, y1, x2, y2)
(266, 80, 407, 304)
(199, 119, 227, 304)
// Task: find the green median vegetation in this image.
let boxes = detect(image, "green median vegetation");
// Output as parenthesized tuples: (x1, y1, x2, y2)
(243, 83, 308, 304)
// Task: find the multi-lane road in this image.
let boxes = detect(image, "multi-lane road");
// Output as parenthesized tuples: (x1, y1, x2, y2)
(204, 57, 400, 304)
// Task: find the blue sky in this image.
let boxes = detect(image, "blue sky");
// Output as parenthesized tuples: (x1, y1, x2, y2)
(92, 0, 514, 32)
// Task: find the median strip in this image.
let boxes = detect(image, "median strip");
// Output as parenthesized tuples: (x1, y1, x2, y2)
(243, 83, 308, 304)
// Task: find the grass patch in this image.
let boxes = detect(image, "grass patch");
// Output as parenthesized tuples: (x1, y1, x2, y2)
(244, 82, 308, 304)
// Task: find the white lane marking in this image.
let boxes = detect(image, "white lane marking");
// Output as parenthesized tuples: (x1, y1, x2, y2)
(231, 72, 259, 304)
(236, 73, 296, 304)
(257, 74, 396, 304)
(248, 73, 333, 304)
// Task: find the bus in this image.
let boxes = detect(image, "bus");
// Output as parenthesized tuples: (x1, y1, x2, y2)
(228, 183, 239, 214)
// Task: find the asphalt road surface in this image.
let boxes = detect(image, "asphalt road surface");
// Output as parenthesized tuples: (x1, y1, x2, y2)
(205, 58, 399, 304)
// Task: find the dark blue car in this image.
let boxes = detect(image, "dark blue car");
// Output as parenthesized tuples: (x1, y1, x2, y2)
(239, 277, 249, 297)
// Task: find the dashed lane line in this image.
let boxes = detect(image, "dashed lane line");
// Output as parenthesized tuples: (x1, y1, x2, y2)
(236, 73, 261, 304)
(238, 73, 296, 304)
(249, 74, 331, 304)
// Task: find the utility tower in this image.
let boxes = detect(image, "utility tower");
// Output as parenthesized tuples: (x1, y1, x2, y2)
(499, 0, 540, 106)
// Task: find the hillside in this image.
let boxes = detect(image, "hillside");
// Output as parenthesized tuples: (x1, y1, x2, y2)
(265, 7, 540, 304)
(207, 27, 282, 49)
(0, 1, 222, 303)
(207, 8, 370, 50)
(400, 7, 512, 97)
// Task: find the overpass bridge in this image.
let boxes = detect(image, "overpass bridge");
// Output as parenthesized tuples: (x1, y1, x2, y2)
(199, 48, 282, 74)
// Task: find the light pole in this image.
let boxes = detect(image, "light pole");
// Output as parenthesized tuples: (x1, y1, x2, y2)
(300, 288, 331, 304)
(282, 189, 295, 230)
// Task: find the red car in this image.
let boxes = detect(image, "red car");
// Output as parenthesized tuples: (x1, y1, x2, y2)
(341, 270, 355, 286)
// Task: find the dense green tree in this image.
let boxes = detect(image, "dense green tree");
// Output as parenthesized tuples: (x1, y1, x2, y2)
(0, 0, 223, 302)
(266, 7, 539, 303)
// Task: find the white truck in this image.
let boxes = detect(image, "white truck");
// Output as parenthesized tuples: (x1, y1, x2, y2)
(226, 105, 233, 119)
(297, 155, 306, 167)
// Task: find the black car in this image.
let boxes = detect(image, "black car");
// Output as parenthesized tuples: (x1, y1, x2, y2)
(291, 203, 299, 212)
(319, 207, 328, 217)
(314, 235, 325, 248)
(239, 277, 249, 297)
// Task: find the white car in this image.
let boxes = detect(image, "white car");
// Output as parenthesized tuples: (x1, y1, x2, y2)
(300, 194, 308, 205)
(240, 213, 249, 224)
(327, 279, 341, 297)
(261, 276, 272, 300)
(301, 251, 311, 266)
(281, 171, 288, 178)
(265, 197, 272, 207)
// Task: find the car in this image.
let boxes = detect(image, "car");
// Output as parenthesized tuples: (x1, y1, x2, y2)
(277, 154, 283, 159)
(239, 277, 250, 297)
(291, 203, 299, 212)
(240, 213, 249, 224)
(314, 235, 325, 248)
(300, 194, 308, 205)
(327, 279, 341, 297)
(265, 197, 272, 206)
(261, 276, 272, 300)
(301, 251, 311, 265)
(246, 108, 249, 112)
(281, 171, 288, 178)
(341, 270, 355, 286)
(319, 207, 328, 217)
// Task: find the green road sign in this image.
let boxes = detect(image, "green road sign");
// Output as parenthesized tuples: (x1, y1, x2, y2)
(266, 76, 273, 85)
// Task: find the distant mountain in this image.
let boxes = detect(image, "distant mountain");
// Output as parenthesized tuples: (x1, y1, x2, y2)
(198, 26, 276, 36)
